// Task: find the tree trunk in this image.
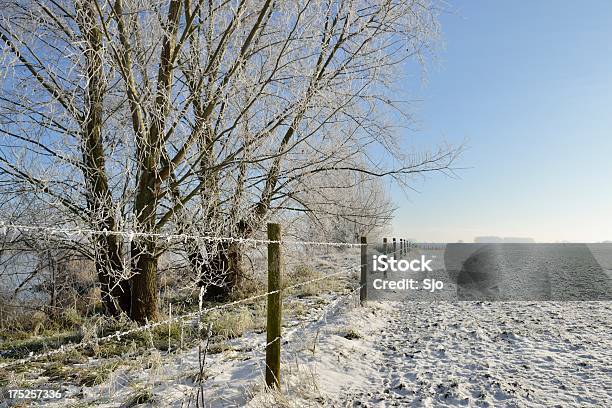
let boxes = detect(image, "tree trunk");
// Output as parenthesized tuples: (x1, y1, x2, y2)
(130, 165, 160, 322)
(79, 1, 130, 317)
(130, 239, 158, 323)
(129, 173, 160, 322)
(119, 0, 181, 323)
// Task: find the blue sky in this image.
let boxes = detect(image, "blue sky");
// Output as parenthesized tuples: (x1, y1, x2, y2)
(392, 0, 612, 243)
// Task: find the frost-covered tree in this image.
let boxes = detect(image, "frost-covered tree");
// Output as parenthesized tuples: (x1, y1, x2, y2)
(0, 0, 460, 322)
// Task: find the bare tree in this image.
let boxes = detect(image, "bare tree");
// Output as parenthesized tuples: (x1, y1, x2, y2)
(0, 0, 460, 322)
(0, 0, 131, 316)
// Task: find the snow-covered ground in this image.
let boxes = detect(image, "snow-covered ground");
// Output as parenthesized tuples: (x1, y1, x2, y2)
(311, 300, 612, 407)
(31, 299, 611, 407)
(4, 244, 611, 407)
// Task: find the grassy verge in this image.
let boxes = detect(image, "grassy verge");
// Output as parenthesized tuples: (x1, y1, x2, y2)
(0, 261, 357, 390)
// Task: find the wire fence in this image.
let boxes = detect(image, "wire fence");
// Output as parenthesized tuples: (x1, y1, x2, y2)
(0, 221, 365, 248)
(0, 220, 424, 404)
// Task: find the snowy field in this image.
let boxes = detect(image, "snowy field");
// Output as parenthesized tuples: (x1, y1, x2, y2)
(26, 299, 611, 407)
(311, 300, 612, 407)
(3, 245, 611, 407)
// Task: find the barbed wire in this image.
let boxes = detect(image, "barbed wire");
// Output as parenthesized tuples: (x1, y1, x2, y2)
(0, 221, 366, 248)
(0, 221, 449, 250)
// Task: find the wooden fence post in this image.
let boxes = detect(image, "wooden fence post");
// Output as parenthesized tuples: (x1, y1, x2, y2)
(266, 223, 282, 388)
(393, 238, 397, 256)
(360, 236, 367, 304)
(383, 237, 388, 255)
